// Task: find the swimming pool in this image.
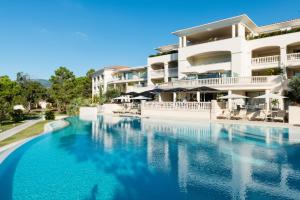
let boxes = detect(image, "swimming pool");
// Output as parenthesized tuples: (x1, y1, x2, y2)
(1, 116, 300, 200)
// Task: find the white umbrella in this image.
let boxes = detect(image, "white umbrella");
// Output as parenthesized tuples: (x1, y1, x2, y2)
(131, 95, 152, 100)
(219, 94, 249, 99)
(13, 105, 25, 110)
(113, 96, 130, 100)
(254, 93, 287, 99)
(254, 93, 286, 111)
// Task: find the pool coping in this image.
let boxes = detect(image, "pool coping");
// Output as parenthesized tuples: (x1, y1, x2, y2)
(0, 118, 70, 164)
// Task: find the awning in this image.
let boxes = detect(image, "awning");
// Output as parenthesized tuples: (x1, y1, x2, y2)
(254, 93, 287, 99)
(219, 94, 249, 99)
(131, 96, 152, 100)
(188, 86, 219, 92)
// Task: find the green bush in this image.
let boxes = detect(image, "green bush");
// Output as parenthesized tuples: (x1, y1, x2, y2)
(45, 110, 55, 120)
(11, 109, 24, 122)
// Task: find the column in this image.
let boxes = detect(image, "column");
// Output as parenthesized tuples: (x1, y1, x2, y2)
(147, 66, 153, 86)
(179, 37, 183, 48)
(280, 46, 287, 78)
(228, 90, 232, 111)
(232, 24, 236, 38)
(164, 62, 169, 83)
(237, 23, 245, 39)
(173, 92, 177, 102)
(158, 93, 162, 102)
(265, 89, 270, 111)
(196, 92, 200, 102)
(182, 36, 187, 47)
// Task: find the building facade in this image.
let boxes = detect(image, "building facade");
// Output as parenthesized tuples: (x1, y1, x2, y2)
(92, 14, 300, 102)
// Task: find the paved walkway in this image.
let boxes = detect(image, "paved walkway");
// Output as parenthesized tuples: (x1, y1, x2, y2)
(0, 119, 42, 142)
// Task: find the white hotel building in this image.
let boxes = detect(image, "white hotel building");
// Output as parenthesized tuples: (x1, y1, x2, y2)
(92, 14, 300, 105)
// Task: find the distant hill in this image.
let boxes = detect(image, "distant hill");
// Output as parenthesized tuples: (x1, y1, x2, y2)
(33, 79, 51, 88)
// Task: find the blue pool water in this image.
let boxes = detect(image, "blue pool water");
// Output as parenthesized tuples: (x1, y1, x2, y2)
(1, 116, 300, 200)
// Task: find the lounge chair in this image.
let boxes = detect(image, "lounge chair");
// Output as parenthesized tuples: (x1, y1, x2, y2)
(254, 110, 267, 121)
(273, 110, 286, 122)
(231, 109, 247, 120)
(217, 109, 230, 119)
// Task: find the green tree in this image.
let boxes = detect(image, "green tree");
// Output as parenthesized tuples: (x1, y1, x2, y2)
(288, 76, 300, 104)
(16, 72, 47, 110)
(74, 69, 95, 99)
(49, 67, 76, 112)
(105, 88, 121, 102)
(0, 76, 21, 124)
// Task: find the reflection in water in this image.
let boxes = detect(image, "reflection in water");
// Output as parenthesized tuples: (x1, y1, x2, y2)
(91, 115, 300, 199)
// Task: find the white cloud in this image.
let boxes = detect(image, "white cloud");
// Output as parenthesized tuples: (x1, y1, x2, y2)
(74, 31, 89, 40)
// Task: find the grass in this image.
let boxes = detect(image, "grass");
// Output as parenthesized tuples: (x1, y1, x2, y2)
(0, 120, 52, 147)
(0, 121, 25, 133)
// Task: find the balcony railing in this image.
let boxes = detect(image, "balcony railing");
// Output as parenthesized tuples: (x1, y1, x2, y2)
(287, 53, 300, 61)
(142, 102, 211, 111)
(251, 55, 280, 65)
(151, 69, 164, 78)
(161, 76, 281, 88)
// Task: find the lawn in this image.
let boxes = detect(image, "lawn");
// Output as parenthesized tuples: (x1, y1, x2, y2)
(0, 121, 25, 133)
(0, 120, 52, 147)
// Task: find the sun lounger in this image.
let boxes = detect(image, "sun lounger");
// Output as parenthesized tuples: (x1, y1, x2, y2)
(217, 110, 230, 119)
(254, 110, 267, 121)
(273, 110, 286, 122)
(231, 109, 247, 120)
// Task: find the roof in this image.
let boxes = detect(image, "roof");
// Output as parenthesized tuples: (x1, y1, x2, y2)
(172, 14, 257, 37)
(155, 44, 179, 52)
(257, 18, 300, 33)
(112, 66, 147, 74)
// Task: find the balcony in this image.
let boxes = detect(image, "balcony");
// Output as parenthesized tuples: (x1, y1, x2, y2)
(110, 74, 147, 83)
(160, 75, 283, 90)
(151, 69, 164, 78)
(287, 53, 300, 66)
(251, 55, 280, 70)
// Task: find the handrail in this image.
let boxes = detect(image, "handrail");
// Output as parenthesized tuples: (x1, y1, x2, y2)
(161, 76, 280, 88)
(252, 55, 280, 65)
(287, 52, 300, 61)
(142, 102, 211, 111)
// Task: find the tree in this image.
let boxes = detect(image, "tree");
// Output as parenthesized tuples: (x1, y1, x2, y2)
(0, 76, 21, 124)
(74, 69, 95, 99)
(288, 77, 300, 104)
(105, 88, 121, 102)
(49, 67, 76, 112)
(16, 72, 47, 110)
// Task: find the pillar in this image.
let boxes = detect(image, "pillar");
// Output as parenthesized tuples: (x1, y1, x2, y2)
(280, 46, 287, 78)
(173, 92, 177, 102)
(237, 23, 245, 39)
(158, 93, 162, 102)
(182, 36, 187, 47)
(228, 90, 232, 111)
(164, 62, 169, 83)
(265, 89, 270, 111)
(196, 92, 200, 102)
(232, 24, 236, 38)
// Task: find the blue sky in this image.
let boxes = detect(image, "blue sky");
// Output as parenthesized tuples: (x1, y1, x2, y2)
(0, 0, 299, 79)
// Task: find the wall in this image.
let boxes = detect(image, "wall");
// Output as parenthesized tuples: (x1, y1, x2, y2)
(289, 106, 300, 125)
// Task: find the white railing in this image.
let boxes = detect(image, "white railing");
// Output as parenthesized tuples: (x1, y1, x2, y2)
(287, 53, 300, 61)
(151, 69, 164, 77)
(251, 55, 280, 65)
(162, 76, 280, 88)
(142, 102, 211, 111)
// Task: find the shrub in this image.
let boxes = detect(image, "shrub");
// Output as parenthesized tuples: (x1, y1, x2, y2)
(45, 110, 55, 120)
(288, 77, 300, 104)
(105, 88, 121, 102)
(11, 109, 24, 122)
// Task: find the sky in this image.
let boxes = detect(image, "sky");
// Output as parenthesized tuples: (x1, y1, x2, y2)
(0, 0, 299, 80)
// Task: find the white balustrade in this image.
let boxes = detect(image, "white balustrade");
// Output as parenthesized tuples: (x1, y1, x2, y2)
(251, 55, 280, 65)
(162, 76, 279, 88)
(287, 53, 300, 61)
(151, 69, 165, 78)
(142, 102, 211, 111)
